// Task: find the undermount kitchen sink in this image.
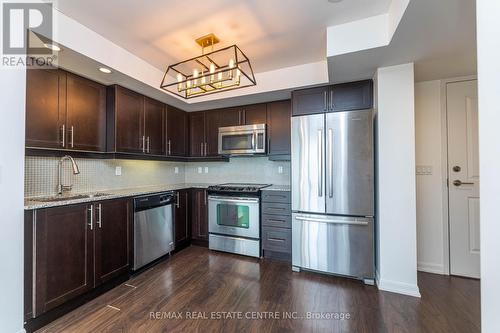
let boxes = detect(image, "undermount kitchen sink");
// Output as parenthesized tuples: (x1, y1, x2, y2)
(31, 192, 112, 202)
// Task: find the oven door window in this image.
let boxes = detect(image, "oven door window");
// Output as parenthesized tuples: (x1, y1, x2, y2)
(216, 203, 250, 228)
(221, 134, 253, 151)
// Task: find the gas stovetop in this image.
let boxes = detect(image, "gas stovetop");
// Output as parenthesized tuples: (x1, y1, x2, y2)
(207, 183, 271, 194)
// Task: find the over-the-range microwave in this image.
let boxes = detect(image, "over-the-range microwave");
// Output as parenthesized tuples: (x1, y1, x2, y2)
(218, 124, 266, 155)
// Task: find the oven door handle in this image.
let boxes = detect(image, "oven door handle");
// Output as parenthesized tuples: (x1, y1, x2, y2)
(208, 196, 260, 204)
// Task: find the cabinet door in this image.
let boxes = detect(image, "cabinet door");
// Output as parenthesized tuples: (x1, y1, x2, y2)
(114, 86, 144, 153)
(26, 68, 66, 148)
(166, 106, 188, 156)
(35, 204, 94, 316)
(331, 80, 373, 112)
(292, 86, 329, 116)
(174, 190, 190, 247)
(191, 189, 208, 241)
(205, 110, 220, 156)
(94, 199, 131, 286)
(144, 97, 165, 155)
(66, 73, 107, 151)
(267, 100, 291, 156)
(189, 112, 206, 157)
(243, 103, 267, 125)
(218, 107, 241, 127)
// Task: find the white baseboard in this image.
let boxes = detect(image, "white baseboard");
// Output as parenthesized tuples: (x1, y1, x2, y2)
(417, 262, 446, 275)
(376, 271, 421, 298)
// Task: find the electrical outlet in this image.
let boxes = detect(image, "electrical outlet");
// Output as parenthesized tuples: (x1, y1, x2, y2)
(115, 166, 122, 176)
(198, 167, 202, 174)
(204, 167, 209, 173)
(278, 166, 283, 174)
(174, 167, 179, 174)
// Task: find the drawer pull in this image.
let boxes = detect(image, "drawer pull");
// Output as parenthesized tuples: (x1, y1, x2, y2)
(268, 237, 286, 242)
(267, 219, 286, 223)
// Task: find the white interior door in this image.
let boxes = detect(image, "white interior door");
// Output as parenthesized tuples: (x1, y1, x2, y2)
(447, 80, 480, 279)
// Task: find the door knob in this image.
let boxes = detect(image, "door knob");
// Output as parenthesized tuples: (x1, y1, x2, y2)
(453, 180, 474, 186)
(452, 166, 461, 172)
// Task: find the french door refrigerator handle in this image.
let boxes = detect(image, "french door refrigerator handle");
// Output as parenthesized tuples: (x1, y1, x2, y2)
(323, 91, 327, 111)
(318, 129, 323, 197)
(295, 216, 369, 226)
(328, 128, 333, 198)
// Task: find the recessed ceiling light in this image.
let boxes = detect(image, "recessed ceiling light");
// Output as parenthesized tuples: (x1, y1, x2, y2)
(99, 67, 112, 74)
(43, 43, 61, 52)
(328, 0, 343, 3)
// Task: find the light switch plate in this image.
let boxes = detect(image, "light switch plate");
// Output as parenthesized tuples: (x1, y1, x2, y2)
(115, 166, 122, 176)
(416, 165, 433, 175)
(278, 166, 283, 174)
(198, 167, 202, 174)
(174, 167, 179, 174)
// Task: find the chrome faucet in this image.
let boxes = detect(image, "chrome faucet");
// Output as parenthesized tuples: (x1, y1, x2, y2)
(57, 155, 80, 195)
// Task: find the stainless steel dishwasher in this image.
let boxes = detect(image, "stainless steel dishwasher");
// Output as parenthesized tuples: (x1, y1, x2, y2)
(133, 192, 175, 271)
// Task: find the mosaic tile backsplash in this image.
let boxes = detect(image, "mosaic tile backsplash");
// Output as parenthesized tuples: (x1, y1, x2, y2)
(25, 156, 290, 197)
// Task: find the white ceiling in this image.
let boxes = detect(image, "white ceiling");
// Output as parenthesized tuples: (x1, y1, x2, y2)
(328, 0, 477, 83)
(54, 0, 392, 74)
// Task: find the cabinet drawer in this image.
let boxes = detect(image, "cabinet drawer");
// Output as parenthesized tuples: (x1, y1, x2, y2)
(261, 214, 292, 229)
(262, 227, 291, 253)
(261, 191, 291, 203)
(262, 202, 291, 216)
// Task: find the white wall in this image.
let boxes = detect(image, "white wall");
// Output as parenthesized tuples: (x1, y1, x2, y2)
(375, 63, 420, 297)
(0, 68, 26, 331)
(477, 0, 500, 331)
(414, 80, 446, 274)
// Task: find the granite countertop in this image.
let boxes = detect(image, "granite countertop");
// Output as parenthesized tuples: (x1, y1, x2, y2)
(24, 183, 215, 210)
(264, 184, 291, 192)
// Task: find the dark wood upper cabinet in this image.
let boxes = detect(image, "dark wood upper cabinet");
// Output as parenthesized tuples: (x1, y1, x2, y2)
(292, 86, 329, 116)
(26, 68, 66, 149)
(242, 103, 267, 125)
(107, 85, 144, 153)
(205, 110, 220, 156)
(107, 86, 166, 155)
(66, 73, 106, 151)
(191, 189, 208, 242)
(331, 80, 373, 112)
(189, 112, 206, 157)
(166, 106, 188, 157)
(267, 100, 291, 157)
(218, 107, 241, 127)
(94, 199, 131, 286)
(34, 204, 94, 316)
(174, 189, 190, 247)
(292, 80, 373, 116)
(144, 97, 165, 155)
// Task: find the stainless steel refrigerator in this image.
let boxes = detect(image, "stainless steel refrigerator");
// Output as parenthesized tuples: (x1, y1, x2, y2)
(291, 109, 375, 283)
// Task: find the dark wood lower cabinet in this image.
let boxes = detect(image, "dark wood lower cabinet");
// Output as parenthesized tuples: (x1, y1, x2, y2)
(191, 189, 208, 245)
(34, 204, 94, 316)
(27, 198, 131, 319)
(94, 199, 132, 286)
(174, 189, 190, 248)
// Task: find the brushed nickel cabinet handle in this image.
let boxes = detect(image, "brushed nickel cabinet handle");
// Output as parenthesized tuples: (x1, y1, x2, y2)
(88, 205, 93, 230)
(176, 192, 180, 208)
(330, 90, 334, 110)
(96, 204, 102, 228)
(204, 142, 207, 156)
(146, 136, 150, 153)
(61, 124, 65, 147)
(268, 237, 285, 243)
(142, 136, 146, 153)
(168, 140, 171, 155)
(68, 126, 74, 148)
(200, 142, 203, 156)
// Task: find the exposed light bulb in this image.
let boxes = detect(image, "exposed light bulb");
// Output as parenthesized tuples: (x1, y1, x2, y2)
(193, 69, 199, 86)
(177, 73, 183, 92)
(229, 58, 235, 69)
(210, 63, 215, 82)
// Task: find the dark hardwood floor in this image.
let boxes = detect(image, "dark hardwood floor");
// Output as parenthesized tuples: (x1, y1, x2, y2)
(36, 246, 480, 333)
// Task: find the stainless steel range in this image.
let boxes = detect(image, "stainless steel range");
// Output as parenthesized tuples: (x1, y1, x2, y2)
(207, 183, 270, 258)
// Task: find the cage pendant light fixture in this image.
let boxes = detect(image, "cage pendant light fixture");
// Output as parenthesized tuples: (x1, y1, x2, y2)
(160, 33, 256, 99)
